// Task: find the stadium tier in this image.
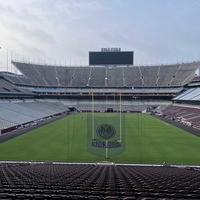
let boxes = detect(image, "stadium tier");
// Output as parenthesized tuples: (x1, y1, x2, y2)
(160, 104, 200, 129)
(6, 61, 199, 88)
(0, 78, 33, 97)
(0, 99, 69, 134)
(173, 87, 200, 101)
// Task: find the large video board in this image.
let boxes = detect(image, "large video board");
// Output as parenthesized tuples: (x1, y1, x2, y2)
(89, 51, 134, 65)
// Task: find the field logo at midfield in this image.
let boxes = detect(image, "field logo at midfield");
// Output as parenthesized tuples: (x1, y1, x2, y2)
(96, 124, 116, 140)
(87, 114, 125, 158)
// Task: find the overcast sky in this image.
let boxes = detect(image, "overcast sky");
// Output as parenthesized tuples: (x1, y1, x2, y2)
(0, 0, 200, 71)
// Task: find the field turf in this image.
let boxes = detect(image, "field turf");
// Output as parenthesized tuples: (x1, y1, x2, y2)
(0, 113, 200, 165)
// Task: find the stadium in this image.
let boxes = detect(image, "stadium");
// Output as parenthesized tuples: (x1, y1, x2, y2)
(0, 47, 200, 199)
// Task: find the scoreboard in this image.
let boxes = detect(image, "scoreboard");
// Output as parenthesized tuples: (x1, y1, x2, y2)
(89, 48, 134, 65)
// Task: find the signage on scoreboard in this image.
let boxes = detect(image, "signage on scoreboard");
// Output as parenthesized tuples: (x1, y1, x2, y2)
(101, 47, 121, 52)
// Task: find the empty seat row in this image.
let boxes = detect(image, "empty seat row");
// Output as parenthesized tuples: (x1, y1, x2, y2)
(0, 162, 200, 199)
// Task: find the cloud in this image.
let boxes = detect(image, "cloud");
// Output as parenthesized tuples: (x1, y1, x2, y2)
(0, 0, 200, 71)
(33, 29, 55, 44)
(55, 0, 110, 13)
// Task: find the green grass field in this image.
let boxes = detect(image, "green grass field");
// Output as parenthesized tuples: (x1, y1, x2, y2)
(0, 113, 200, 165)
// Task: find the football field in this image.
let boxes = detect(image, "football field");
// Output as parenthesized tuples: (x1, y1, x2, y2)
(0, 113, 200, 165)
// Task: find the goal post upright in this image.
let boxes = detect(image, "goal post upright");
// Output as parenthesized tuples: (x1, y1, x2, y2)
(92, 90, 94, 139)
(119, 90, 122, 142)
